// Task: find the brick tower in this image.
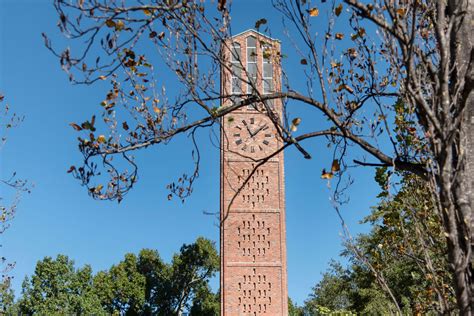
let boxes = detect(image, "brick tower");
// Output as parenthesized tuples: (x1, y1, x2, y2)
(220, 30, 288, 315)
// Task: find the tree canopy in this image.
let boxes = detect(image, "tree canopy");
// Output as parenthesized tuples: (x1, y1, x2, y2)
(304, 172, 455, 315)
(8, 237, 219, 315)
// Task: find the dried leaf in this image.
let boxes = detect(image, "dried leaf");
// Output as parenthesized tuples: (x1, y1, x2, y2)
(335, 33, 344, 40)
(122, 121, 129, 130)
(321, 169, 334, 179)
(143, 8, 152, 15)
(396, 7, 406, 16)
(347, 48, 357, 58)
(67, 165, 76, 173)
(290, 117, 301, 132)
(331, 159, 340, 172)
(69, 123, 82, 131)
(292, 117, 302, 126)
(335, 4, 343, 16)
(105, 20, 116, 28)
(98, 75, 107, 80)
(217, 0, 226, 11)
(300, 58, 308, 65)
(309, 7, 319, 17)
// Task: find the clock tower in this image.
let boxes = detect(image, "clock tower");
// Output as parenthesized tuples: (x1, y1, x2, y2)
(220, 30, 288, 315)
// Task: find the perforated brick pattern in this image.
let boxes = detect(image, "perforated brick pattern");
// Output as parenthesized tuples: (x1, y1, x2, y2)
(220, 30, 288, 316)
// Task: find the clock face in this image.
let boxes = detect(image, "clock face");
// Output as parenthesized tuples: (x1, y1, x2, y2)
(231, 116, 274, 156)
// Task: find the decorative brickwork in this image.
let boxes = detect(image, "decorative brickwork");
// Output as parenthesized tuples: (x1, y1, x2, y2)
(220, 30, 288, 315)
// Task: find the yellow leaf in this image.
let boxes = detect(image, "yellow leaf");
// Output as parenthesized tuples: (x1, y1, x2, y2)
(309, 7, 319, 17)
(143, 8, 152, 15)
(97, 135, 106, 143)
(335, 4, 343, 16)
(153, 105, 161, 114)
(331, 159, 340, 172)
(95, 184, 104, 192)
(321, 169, 334, 179)
(115, 20, 125, 31)
(335, 33, 344, 40)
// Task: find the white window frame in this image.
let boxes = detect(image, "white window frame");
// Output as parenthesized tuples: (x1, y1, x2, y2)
(246, 36, 257, 95)
(230, 42, 242, 96)
(262, 43, 274, 109)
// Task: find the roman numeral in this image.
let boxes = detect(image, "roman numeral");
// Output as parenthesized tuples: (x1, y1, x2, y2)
(233, 133, 240, 137)
(250, 117, 255, 124)
(263, 140, 269, 145)
(236, 139, 243, 145)
(250, 146, 255, 153)
(242, 120, 247, 126)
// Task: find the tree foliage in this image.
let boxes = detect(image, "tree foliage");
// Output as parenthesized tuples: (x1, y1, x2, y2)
(305, 173, 455, 315)
(17, 255, 103, 315)
(13, 238, 219, 315)
(46, 0, 473, 312)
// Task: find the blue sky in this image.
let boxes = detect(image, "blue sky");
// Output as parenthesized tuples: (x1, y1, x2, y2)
(1, 0, 383, 305)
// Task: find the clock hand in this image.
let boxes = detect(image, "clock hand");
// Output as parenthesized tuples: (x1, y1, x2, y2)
(252, 124, 268, 137)
(245, 124, 254, 137)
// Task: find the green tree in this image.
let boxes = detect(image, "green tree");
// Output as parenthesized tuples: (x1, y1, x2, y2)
(94, 253, 146, 315)
(93, 238, 219, 315)
(17, 254, 104, 315)
(0, 279, 17, 315)
(15, 238, 219, 315)
(288, 297, 304, 316)
(189, 286, 220, 316)
(147, 237, 219, 315)
(305, 173, 454, 315)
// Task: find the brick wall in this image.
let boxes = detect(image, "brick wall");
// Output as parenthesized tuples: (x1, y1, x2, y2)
(220, 30, 288, 316)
